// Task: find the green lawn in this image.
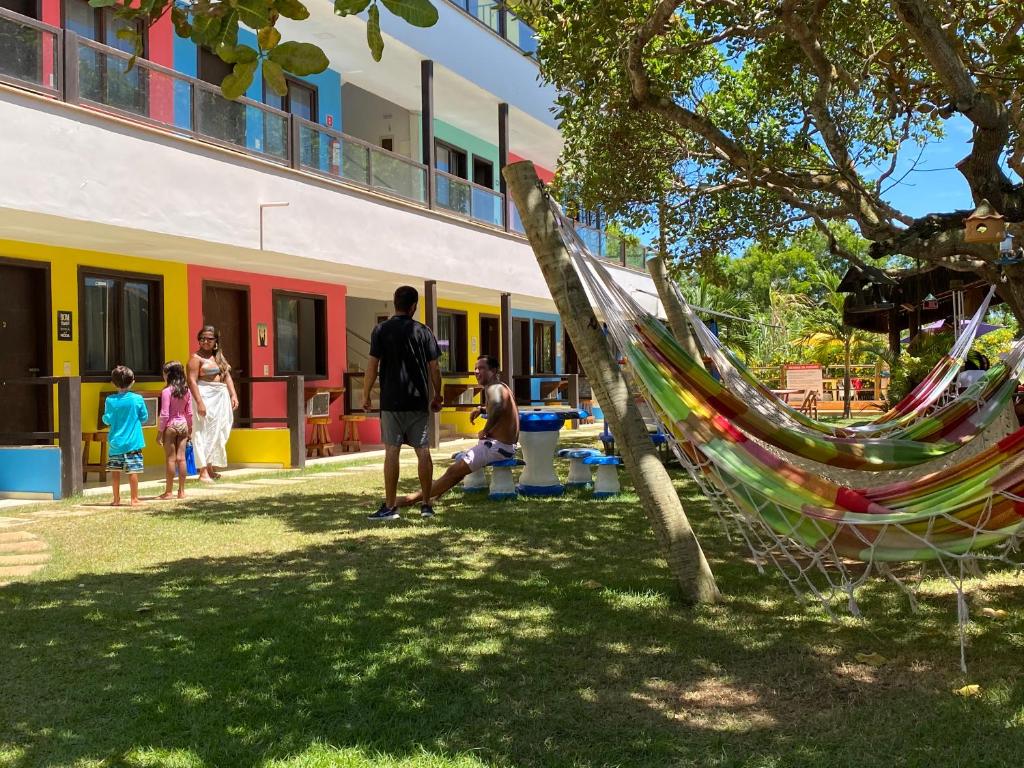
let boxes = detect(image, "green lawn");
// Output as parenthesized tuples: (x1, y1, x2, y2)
(2, 455, 1023, 768)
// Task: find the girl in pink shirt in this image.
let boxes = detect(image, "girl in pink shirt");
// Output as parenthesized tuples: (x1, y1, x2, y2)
(157, 360, 193, 499)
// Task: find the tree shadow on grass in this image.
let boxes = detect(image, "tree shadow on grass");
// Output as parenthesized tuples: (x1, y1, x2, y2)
(3, 480, 1024, 767)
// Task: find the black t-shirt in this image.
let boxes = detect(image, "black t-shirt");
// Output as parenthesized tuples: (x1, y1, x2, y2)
(369, 314, 441, 411)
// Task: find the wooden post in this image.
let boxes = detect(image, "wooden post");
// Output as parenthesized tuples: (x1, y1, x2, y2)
(57, 376, 83, 499)
(567, 373, 580, 428)
(498, 102, 509, 231)
(424, 279, 440, 448)
(500, 292, 513, 385)
(287, 374, 305, 469)
(503, 161, 719, 604)
(421, 60, 434, 209)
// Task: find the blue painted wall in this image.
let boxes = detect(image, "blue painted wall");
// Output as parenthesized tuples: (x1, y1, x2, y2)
(512, 309, 563, 402)
(0, 447, 62, 499)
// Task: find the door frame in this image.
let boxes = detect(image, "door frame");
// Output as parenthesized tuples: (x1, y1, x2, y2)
(0, 255, 54, 436)
(202, 279, 252, 423)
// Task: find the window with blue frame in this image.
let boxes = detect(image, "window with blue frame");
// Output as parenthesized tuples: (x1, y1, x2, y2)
(64, 0, 148, 114)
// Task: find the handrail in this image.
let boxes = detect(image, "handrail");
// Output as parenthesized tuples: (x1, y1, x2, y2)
(0, 6, 60, 33)
(433, 166, 504, 200)
(293, 115, 428, 171)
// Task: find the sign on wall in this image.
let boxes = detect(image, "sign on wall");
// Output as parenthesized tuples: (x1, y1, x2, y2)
(57, 311, 73, 341)
(257, 323, 268, 347)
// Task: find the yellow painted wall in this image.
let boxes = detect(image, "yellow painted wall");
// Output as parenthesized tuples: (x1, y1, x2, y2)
(434, 298, 501, 437)
(226, 428, 292, 467)
(0, 239, 190, 466)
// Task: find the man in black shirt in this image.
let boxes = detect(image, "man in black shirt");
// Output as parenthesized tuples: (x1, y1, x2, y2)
(362, 285, 443, 520)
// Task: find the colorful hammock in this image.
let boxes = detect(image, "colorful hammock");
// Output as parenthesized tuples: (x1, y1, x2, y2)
(548, 195, 1024, 667)
(683, 285, 1001, 438)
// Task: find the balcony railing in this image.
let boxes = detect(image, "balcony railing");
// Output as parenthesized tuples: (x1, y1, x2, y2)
(0, 7, 652, 270)
(446, 1, 538, 57)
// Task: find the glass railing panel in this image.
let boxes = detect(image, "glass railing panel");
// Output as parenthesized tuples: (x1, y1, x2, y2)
(508, 200, 526, 234)
(194, 83, 289, 163)
(77, 43, 149, 118)
(625, 243, 648, 270)
(435, 172, 472, 216)
(472, 0, 502, 33)
(506, 12, 538, 55)
(471, 186, 503, 227)
(371, 147, 427, 204)
(574, 224, 603, 257)
(0, 11, 58, 94)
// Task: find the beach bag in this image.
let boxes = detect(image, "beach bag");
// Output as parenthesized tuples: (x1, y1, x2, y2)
(185, 441, 197, 477)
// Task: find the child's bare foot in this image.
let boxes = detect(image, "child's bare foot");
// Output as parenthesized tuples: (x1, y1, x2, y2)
(109, 500, 121, 507)
(177, 491, 186, 499)
(157, 492, 174, 500)
(199, 475, 215, 484)
(129, 499, 144, 506)
(210, 471, 222, 480)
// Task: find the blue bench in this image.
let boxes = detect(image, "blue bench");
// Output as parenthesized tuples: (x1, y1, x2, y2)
(582, 455, 623, 497)
(557, 447, 603, 488)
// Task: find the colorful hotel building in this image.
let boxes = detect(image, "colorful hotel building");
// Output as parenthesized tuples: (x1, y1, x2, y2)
(0, 0, 658, 497)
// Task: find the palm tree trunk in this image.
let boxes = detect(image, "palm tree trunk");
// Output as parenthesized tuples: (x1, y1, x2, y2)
(503, 161, 719, 604)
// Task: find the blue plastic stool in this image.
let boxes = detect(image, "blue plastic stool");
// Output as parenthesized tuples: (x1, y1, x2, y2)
(488, 458, 524, 500)
(557, 447, 603, 488)
(453, 452, 488, 493)
(583, 455, 623, 498)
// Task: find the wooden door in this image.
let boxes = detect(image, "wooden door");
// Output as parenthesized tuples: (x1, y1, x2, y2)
(512, 318, 531, 403)
(203, 283, 251, 424)
(0, 261, 50, 443)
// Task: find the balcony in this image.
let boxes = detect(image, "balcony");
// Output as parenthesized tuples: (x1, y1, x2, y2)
(0, 7, 652, 273)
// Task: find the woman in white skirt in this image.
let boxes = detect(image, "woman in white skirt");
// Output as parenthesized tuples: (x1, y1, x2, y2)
(187, 325, 238, 482)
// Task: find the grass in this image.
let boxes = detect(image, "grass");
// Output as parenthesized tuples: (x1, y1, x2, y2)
(2, 449, 1024, 768)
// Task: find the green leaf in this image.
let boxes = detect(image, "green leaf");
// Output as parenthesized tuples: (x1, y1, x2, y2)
(267, 41, 329, 76)
(221, 59, 258, 100)
(115, 27, 137, 43)
(334, 0, 370, 16)
(258, 25, 281, 51)
(236, 0, 270, 30)
(210, 10, 239, 51)
(274, 0, 310, 21)
(380, 0, 437, 28)
(217, 43, 258, 64)
(262, 60, 288, 97)
(170, 6, 192, 38)
(87, 0, 118, 7)
(366, 4, 383, 61)
(190, 15, 217, 46)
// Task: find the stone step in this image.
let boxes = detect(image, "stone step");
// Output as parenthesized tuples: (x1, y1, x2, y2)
(0, 552, 51, 566)
(0, 563, 46, 579)
(0, 539, 48, 554)
(0, 531, 36, 543)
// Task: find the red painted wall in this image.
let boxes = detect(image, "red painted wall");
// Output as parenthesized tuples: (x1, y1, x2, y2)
(187, 266, 349, 443)
(509, 153, 554, 184)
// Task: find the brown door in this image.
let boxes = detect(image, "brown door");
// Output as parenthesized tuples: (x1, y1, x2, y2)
(512, 318, 531, 403)
(0, 261, 50, 444)
(202, 283, 251, 425)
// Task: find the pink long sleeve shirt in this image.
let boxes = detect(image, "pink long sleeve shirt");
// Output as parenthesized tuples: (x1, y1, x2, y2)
(158, 386, 193, 432)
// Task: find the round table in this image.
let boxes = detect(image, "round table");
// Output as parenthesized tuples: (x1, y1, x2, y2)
(516, 407, 588, 496)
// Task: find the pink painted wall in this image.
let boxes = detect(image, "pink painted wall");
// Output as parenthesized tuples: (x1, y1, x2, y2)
(187, 265, 349, 443)
(42, 0, 174, 121)
(509, 153, 554, 184)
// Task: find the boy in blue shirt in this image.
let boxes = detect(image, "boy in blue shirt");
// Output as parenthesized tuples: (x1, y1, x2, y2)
(102, 365, 149, 506)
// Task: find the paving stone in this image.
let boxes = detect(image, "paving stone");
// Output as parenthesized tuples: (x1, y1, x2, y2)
(0, 553, 51, 566)
(0, 531, 36, 543)
(0, 564, 46, 578)
(0, 539, 48, 554)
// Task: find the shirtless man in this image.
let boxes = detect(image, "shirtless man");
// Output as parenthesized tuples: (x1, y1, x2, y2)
(399, 354, 520, 507)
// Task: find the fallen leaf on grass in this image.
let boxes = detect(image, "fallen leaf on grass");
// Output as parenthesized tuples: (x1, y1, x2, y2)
(979, 607, 1008, 619)
(854, 652, 886, 666)
(582, 579, 603, 590)
(135, 604, 153, 614)
(954, 684, 982, 698)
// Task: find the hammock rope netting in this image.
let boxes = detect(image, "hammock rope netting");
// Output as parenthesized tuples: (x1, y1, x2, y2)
(546, 194, 1024, 669)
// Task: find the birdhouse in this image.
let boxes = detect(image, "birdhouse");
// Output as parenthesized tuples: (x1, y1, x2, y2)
(964, 200, 1006, 244)
(922, 293, 939, 310)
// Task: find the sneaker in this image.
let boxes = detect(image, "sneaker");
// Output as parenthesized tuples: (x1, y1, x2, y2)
(367, 503, 400, 521)
(420, 504, 435, 519)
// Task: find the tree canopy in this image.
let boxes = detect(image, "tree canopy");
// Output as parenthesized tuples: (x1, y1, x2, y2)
(516, 1, 1024, 317)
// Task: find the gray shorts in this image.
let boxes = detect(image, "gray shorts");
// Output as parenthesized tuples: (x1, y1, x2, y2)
(381, 410, 430, 448)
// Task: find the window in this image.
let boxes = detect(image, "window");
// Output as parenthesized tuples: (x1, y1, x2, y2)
(264, 77, 318, 122)
(533, 320, 555, 374)
(197, 46, 247, 146)
(435, 140, 469, 214)
(380, 136, 394, 152)
(435, 140, 468, 178)
(479, 315, 500, 359)
(65, 0, 147, 114)
(472, 157, 493, 188)
(436, 310, 468, 374)
(79, 269, 162, 377)
(274, 291, 327, 378)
